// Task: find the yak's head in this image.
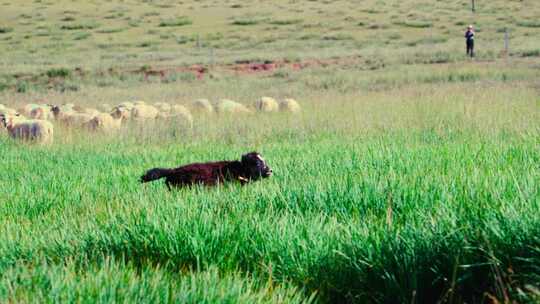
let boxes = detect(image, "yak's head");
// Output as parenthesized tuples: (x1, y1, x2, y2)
(241, 152, 272, 181)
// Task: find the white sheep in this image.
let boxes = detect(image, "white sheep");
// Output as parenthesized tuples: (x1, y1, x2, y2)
(131, 104, 159, 121)
(84, 113, 122, 131)
(0, 107, 19, 117)
(110, 106, 131, 122)
(255, 96, 279, 112)
(61, 113, 94, 127)
(0, 112, 20, 136)
(154, 102, 172, 112)
(0, 114, 54, 144)
(190, 99, 214, 114)
(80, 108, 100, 117)
(170, 105, 192, 117)
(51, 104, 75, 119)
(29, 105, 54, 120)
(279, 98, 301, 113)
(157, 105, 193, 128)
(215, 99, 251, 114)
(52, 106, 93, 127)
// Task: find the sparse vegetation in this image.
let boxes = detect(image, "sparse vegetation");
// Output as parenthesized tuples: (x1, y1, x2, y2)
(137, 40, 158, 48)
(396, 20, 433, 28)
(232, 18, 262, 26)
(518, 49, 540, 57)
(322, 33, 354, 41)
(96, 27, 126, 34)
(60, 16, 76, 22)
(60, 21, 100, 30)
(72, 31, 91, 40)
(46, 67, 71, 78)
(269, 18, 303, 25)
(158, 17, 192, 27)
(0, 26, 13, 33)
(516, 20, 540, 28)
(406, 36, 448, 46)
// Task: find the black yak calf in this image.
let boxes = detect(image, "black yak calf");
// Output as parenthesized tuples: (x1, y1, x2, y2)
(140, 152, 272, 190)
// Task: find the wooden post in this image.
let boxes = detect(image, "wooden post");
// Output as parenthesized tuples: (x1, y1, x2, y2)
(504, 28, 509, 56)
(471, 0, 475, 12)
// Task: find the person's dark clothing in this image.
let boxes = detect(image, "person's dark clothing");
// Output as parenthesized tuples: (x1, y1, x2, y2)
(465, 30, 475, 57)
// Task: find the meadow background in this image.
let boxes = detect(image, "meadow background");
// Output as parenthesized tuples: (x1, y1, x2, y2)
(0, 0, 539, 303)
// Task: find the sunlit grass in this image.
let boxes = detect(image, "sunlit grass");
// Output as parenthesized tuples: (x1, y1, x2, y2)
(1, 82, 539, 302)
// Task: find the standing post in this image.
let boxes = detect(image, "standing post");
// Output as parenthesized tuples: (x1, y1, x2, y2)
(504, 28, 509, 56)
(471, 0, 475, 12)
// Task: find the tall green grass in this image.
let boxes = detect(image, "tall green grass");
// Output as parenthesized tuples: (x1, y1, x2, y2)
(1, 84, 538, 303)
(0, 261, 311, 303)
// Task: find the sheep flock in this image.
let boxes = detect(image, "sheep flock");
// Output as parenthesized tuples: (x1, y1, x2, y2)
(0, 97, 301, 144)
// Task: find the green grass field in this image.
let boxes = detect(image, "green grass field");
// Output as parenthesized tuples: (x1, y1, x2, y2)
(1, 0, 539, 303)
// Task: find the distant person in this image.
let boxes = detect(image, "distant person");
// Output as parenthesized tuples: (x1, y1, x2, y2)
(465, 25, 475, 58)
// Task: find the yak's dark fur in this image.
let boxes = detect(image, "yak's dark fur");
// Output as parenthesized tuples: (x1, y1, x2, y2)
(140, 152, 272, 190)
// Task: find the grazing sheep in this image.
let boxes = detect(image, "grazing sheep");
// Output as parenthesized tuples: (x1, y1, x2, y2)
(0, 104, 10, 118)
(154, 102, 172, 112)
(215, 99, 251, 114)
(131, 104, 159, 121)
(157, 105, 193, 128)
(140, 152, 272, 190)
(84, 113, 122, 131)
(254, 96, 279, 112)
(80, 108, 100, 117)
(0, 110, 16, 128)
(0, 114, 54, 144)
(29, 107, 47, 120)
(0, 107, 19, 117)
(29, 105, 53, 120)
(51, 105, 71, 119)
(279, 98, 301, 113)
(170, 105, 192, 119)
(0, 111, 21, 128)
(110, 106, 131, 122)
(51, 104, 75, 119)
(52, 106, 93, 127)
(61, 113, 94, 127)
(191, 99, 214, 114)
(156, 113, 193, 129)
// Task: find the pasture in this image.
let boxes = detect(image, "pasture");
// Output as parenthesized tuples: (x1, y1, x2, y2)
(1, 0, 539, 303)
